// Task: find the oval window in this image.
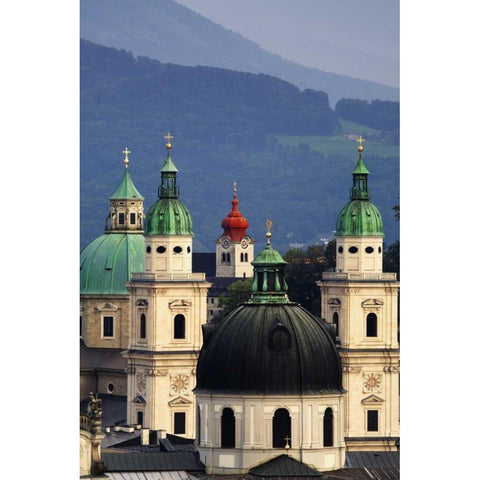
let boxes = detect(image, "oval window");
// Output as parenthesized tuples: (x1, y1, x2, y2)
(338, 246, 344, 253)
(365, 246, 374, 254)
(187, 246, 191, 253)
(173, 246, 183, 254)
(348, 246, 358, 254)
(378, 246, 382, 254)
(157, 246, 166, 253)
(107, 383, 114, 393)
(146, 246, 151, 253)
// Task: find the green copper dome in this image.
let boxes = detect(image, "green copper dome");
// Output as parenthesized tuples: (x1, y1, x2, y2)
(80, 233, 144, 294)
(336, 147, 384, 236)
(144, 198, 193, 235)
(144, 148, 193, 236)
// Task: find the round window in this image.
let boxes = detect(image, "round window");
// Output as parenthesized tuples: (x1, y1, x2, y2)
(173, 246, 183, 254)
(157, 246, 166, 253)
(146, 246, 151, 253)
(338, 246, 344, 253)
(365, 246, 374, 254)
(107, 383, 114, 393)
(348, 246, 358, 254)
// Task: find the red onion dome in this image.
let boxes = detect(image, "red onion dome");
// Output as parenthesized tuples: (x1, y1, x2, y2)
(221, 191, 249, 242)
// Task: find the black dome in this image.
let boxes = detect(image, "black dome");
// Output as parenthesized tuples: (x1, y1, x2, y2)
(195, 302, 344, 395)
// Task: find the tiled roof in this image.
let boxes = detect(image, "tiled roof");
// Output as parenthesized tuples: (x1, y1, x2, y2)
(249, 454, 323, 477)
(102, 451, 204, 472)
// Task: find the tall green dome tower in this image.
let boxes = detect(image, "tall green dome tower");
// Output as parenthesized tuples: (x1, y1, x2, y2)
(335, 137, 384, 274)
(143, 135, 194, 273)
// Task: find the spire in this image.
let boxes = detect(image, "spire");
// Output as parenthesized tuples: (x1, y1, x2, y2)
(350, 136, 371, 200)
(109, 148, 144, 200)
(159, 133, 179, 199)
(249, 220, 289, 303)
(220, 181, 249, 241)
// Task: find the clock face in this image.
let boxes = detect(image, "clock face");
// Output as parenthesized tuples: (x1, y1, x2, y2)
(222, 238, 231, 249)
(241, 238, 249, 249)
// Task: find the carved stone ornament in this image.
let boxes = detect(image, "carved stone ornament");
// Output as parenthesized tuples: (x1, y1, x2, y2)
(343, 365, 361, 374)
(170, 374, 190, 395)
(147, 369, 169, 376)
(363, 373, 382, 393)
(136, 373, 146, 395)
(328, 298, 341, 305)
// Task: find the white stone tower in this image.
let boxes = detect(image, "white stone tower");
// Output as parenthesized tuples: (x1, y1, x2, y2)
(123, 135, 211, 437)
(317, 138, 400, 452)
(215, 182, 255, 279)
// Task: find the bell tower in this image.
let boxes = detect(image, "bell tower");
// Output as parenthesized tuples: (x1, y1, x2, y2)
(215, 182, 255, 278)
(317, 138, 399, 452)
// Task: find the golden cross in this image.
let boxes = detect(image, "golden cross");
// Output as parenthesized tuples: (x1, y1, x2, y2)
(164, 132, 174, 150)
(122, 147, 131, 167)
(266, 219, 273, 244)
(357, 135, 365, 145)
(284, 435, 291, 449)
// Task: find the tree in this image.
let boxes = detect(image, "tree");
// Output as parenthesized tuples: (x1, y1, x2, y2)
(284, 242, 335, 316)
(218, 278, 253, 316)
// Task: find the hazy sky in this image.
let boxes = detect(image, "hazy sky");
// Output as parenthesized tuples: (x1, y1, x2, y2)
(176, 0, 399, 87)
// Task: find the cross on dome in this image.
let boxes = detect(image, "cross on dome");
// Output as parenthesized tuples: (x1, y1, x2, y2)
(357, 135, 365, 152)
(266, 219, 273, 244)
(122, 147, 131, 167)
(164, 132, 174, 150)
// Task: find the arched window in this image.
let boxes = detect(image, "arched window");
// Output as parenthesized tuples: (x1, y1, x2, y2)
(227, 253, 231, 262)
(366, 313, 378, 337)
(222, 252, 226, 262)
(272, 408, 291, 448)
(245, 253, 248, 262)
(221, 407, 235, 448)
(240, 253, 244, 262)
(332, 312, 339, 336)
(323, 408, 333, 447)
(174, 314, 186, 339)
(140, 314, 146, 339)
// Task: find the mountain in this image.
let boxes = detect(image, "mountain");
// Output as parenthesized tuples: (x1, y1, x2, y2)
(80, 40, 399, 254)
(80, 0, 399, 106)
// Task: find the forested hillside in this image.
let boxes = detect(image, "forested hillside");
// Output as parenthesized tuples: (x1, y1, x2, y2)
(80, 0, 398, 105)
(80, 41, 399, 253)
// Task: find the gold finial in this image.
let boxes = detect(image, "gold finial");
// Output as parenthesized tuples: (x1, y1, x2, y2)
(122, 147, 131, 167)
(357, 135, 365, 152)
(164, 132, 174, 150)
(266, 219, 273, 245)
(233, 181, 237, 194)
(284, 435, 291, 450)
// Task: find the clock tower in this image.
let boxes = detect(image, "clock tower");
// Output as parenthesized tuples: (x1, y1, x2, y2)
(215, 183, 255, 279)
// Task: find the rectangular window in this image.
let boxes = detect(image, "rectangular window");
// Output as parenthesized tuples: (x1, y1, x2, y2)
(137, 411, 144, 426)
(118, 213, 125, 225)
(130, 212, 136, 225)
(367, 410, 378, 432)
(80, 315, 83, 337)
(103, 316, 114, 337)
(174, 412, 186, 434)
